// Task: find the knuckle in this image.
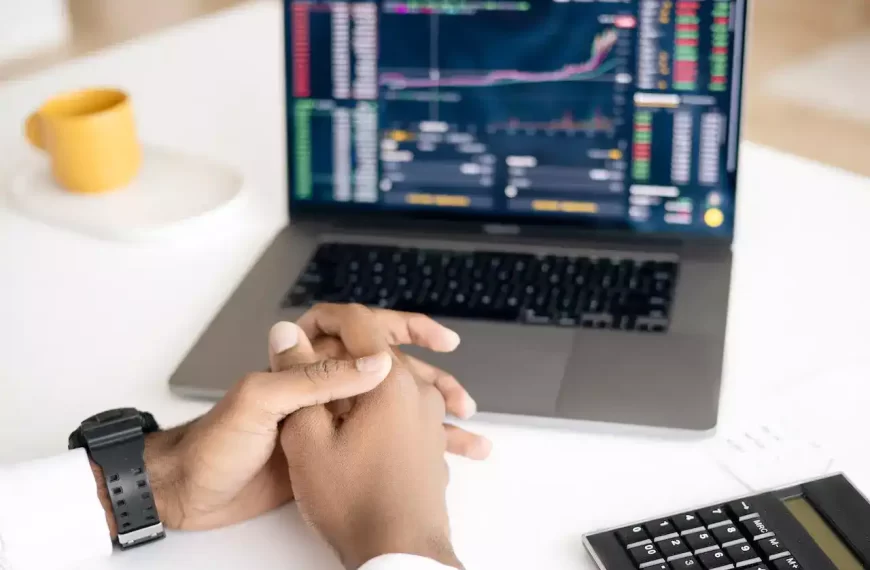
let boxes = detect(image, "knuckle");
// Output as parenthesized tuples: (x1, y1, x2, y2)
(308, 301, 333, 314)
(302, 359, 346, 383)
(345, 302, 371, 316)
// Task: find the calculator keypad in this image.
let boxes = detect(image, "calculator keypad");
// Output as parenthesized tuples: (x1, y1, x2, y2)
(711, 525, 745, 547)
(725, 544, 763, 568)
(698, 549, 733, 570)
(673, 513, 705, 535)
(613, 499, 801, 570)
(685, 531, 718, 554)
(646, 518, 679, 540)
(659, 537, 691, 561)
(757, 537, 790, 561)
(699, 506, 730, 528)
(628, 543, 666, 568)
(618, 525, 652, 548)
(740, 518, 774, 541)
(772, 557, 802, 570)
(726, 500, 758, 521)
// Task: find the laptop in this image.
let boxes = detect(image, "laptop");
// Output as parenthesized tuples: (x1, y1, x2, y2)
(171, 0, 749, 431)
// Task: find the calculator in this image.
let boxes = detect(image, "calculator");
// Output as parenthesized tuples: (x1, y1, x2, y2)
(583, 474, 870, 570)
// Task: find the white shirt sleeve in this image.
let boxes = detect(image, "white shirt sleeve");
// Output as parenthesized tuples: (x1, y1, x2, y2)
(361, 554, 461, 570)
(0, 449, 112, 569)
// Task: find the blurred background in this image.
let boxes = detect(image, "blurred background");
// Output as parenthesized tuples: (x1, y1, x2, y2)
(1, 0, 868, 177)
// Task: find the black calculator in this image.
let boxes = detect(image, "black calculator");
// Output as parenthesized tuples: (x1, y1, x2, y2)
(584, 474, 870, 570)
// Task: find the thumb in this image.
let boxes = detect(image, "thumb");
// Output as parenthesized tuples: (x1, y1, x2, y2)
(236, 351, 393, 420)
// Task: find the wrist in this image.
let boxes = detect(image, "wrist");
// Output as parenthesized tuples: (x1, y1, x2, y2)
(341, 528, 462, 570)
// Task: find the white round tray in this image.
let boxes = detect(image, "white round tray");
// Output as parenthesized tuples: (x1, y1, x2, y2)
(5, 145, 245, 241)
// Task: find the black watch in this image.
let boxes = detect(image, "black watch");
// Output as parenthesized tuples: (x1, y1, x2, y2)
(69, 408, 166, 549)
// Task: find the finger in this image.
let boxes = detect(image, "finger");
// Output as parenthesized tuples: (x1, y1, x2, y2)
(235, 352, 392, 421)
(296, 303, 461, 356)
(269, 321, 316, 372)
(310, 336, 348, 359)
(444, 424, 492, 461)
(402, 353, 477, 420)
(368, 308, 460, 352)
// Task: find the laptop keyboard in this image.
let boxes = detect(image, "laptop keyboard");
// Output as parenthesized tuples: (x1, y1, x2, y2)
(283, 243, 678, 332)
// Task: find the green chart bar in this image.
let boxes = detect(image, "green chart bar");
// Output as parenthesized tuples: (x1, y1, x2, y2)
(294, 100, 314, 200)
(710, 0, 731, 91)
(632, 111, 653, 181)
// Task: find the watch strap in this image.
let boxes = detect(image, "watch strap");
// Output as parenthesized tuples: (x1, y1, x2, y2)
(70, 409, 165, 549)
(90, 437, 165, 549)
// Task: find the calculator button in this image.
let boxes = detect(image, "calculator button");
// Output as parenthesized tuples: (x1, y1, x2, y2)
(700, 506, 730, 529)
(727, 499, 759, 521)
(772, 557, 802, 570)
(685, 531, 719, 554)
(711, 524, 745, 547)
(725, 543, 762, 568)
(757, 536, 790, 561)
(672, 556, 702, 569)
(674, 512, 705, 534)
(618, 525, 652, 548)
(629, 543, 666, 568)
(739, 517, 774, 541)
(646, 518, 679, 541)
(646, 564, 670, 570)
(698, 549, 734, 570)
(660, 537, 692, 561)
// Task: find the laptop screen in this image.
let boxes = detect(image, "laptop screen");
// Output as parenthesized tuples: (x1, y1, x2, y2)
(285, 0, 747, 239)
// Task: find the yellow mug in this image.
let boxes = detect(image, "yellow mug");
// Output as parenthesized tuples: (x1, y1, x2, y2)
(25, 88, 141, 193)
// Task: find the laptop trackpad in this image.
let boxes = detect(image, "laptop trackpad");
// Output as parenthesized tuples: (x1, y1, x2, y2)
(403, 320, 573, 417)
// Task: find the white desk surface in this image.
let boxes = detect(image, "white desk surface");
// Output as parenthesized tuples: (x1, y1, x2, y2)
(1, 2, 868, 569)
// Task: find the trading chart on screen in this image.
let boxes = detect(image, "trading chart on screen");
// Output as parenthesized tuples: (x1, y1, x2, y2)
(288, 0, 745, 237)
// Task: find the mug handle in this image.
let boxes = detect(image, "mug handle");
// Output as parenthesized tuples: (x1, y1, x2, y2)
(25, 113, 45, 150)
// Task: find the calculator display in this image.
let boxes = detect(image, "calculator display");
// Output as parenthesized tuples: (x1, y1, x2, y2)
(784, 497, 864, 570)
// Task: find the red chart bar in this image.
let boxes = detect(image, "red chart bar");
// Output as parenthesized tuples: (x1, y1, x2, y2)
(292, 4, 311, 98)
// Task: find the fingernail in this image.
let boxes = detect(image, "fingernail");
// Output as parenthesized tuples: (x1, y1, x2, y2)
(270, 321, 298, 354)
(355, 351, 392, 374)
(474, 437, 493, 460)
(462, 395, 478, 419)
(444, 329, 461, 350)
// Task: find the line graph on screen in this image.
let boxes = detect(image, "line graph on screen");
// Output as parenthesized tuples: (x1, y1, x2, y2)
(380, 28, 620, 90)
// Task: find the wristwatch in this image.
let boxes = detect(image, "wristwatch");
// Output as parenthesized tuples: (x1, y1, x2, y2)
(69, 408, 166, 549)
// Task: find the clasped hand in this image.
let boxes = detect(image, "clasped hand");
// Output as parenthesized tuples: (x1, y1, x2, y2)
(129, 304, 488, 569)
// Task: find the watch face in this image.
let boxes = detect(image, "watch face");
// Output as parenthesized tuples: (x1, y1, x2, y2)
(73, 409, 158, 448)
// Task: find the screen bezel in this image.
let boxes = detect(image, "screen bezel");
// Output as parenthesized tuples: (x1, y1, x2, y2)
(282, 0, 748, 246)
